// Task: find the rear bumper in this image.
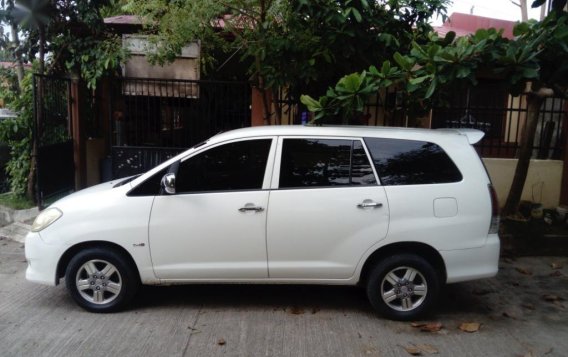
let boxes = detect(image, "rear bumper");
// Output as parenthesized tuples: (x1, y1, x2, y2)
(25, 232, 67, 286)
(441, 234, 500, 284)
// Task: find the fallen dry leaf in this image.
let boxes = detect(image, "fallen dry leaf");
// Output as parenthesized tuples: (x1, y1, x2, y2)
(217, 338, 226, 346)
(542, 294, 564, 302)
(288, 306, 305, 315)
(515, 267, 533, 275)
(459, 322, 481, 333)
(502, 310, 517, 319)
(411, 322, 443, 332)
(404, 346, 422, 356)
(550, 270, 563, 277)
(521, 303, 535, 310)
(403, 344, 439, 355)
(551, 262, 563, 270)
(416, 344, 439, 354)
(503, 257, 515, 264)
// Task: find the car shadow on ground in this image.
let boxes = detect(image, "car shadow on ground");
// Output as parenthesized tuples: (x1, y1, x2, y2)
(130, 282, 488, 317)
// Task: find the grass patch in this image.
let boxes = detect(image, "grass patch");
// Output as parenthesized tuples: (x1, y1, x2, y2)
(0, 192, 35, 210)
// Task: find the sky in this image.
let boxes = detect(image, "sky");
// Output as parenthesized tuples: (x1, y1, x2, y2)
(432, 0, 546, 25)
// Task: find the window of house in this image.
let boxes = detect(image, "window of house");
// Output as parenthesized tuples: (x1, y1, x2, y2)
(364, 137, 462, 185)
(176, 139, 272, 193)
(279, 139, 377, 188)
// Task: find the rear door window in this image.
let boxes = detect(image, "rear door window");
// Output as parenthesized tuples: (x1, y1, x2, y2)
(279, 138, 376, 188)
(363, 137, 462, 185)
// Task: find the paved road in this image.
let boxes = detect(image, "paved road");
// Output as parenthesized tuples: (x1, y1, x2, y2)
(1, 237, 567, 357)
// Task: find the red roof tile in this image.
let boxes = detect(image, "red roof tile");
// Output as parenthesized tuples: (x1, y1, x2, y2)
(434, 12, 517, 39)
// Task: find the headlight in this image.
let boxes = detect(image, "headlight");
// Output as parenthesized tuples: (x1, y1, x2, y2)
(31, 208, 63, 232)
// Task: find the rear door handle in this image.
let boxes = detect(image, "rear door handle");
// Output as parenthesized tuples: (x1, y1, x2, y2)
(238, 204, 264, 212)
(357, 201, 383, 209)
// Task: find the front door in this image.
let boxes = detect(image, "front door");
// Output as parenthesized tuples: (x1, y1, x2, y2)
(149, 138, 274, 280)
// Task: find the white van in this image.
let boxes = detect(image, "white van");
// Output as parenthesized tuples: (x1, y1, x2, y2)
(25, 126, 500, 320)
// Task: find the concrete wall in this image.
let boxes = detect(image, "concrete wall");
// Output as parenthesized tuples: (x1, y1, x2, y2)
(483, 158, 563, 209)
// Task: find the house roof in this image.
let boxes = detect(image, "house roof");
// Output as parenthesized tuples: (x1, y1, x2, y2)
(104, 15, 143, 25)
(104, 14, 233, 30)
(434, 13, 517, 39)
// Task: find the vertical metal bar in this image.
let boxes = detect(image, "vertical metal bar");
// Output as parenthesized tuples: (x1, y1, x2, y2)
(107, 78, 113, 154)
(32, 75, 41, 208)
(554, 99, 565, 158)
(134, 79, 139, 145)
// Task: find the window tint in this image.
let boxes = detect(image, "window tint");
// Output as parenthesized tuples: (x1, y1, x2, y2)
(364, 137, 462, 185)
(176, 139, 271, 193)
(279, 139, 376, 188)
(351, 141, 377, 185)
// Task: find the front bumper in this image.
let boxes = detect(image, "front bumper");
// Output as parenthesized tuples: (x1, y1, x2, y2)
(441, 234, 500, 284)
(25, 232, 67, 286)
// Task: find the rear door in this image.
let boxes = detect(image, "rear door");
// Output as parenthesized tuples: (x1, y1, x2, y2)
(266, 137, 389, 279)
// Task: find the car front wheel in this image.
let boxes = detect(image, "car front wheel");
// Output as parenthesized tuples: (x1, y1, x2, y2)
(366, 254, 440, 320)
(65, 248, 139, 312)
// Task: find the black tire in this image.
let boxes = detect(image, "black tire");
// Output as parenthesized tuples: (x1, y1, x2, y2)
(65, 247, 139, 313)
(366, 254, 440, 321)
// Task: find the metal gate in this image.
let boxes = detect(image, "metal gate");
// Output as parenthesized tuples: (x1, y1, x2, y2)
(33, 74, 75, 208)
(109, 78, 251, 179)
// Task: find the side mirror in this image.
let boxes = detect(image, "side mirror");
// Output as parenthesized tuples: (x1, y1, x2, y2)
(161, 173, 176, 195)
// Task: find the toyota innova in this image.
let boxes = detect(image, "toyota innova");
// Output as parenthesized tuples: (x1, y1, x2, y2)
(25, 126, 500, 320)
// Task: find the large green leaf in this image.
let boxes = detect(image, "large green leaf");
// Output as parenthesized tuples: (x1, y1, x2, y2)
(336, 73, 363, 93)
(300, 95, 322, 112)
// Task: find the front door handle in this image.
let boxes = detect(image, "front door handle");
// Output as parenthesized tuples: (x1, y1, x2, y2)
(357, 201, 383, 209)
(238, 204, 264, 213)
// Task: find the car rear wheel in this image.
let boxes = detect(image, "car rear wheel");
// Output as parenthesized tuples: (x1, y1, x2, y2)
(366, 254, 440, 320)
(65, 248, 139, 312)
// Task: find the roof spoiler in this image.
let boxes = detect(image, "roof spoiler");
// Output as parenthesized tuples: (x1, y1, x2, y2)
(436, 128, 485, 144)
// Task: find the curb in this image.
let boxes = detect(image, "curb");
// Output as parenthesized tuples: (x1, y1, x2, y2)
(0, 205, 38, 243)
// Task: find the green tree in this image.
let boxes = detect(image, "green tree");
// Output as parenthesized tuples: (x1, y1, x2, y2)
(0, 0, 129, 202)
(301, 0, 568, 216)
(0, 0, 27, 88)
(125, 0, 449, 124)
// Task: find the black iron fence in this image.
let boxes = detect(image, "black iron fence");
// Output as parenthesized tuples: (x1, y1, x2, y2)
(274, 86, 409, 127)
(431, 83, 567, 159)
(279, 82, 566, 159)
(33, 74, 75, 208)
(108, 77, 251, 178)
(109, 77, 251, 149)
(111, 146, 185, 179)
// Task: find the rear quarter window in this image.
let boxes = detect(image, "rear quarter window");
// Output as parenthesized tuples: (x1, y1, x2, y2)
(363, 137, 462, 185)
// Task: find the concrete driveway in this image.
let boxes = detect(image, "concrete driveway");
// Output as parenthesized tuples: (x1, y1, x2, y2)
(1, 237, 567, 357)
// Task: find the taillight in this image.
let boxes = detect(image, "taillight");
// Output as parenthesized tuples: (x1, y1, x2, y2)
(488, 184, 500, 234)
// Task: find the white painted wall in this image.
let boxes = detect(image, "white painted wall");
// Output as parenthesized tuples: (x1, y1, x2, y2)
(483, 158, 563, 208)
